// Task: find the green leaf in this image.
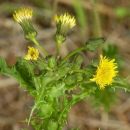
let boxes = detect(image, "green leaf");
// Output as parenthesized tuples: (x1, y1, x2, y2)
(56, 62, 71, 78)
(49, 82, 65, 98)
(0, 57, 16, 77)
(103, 43, 124, 70)
(64, 72, 83, 89)
(71, 55, 83, 69)
(37, 58, 48, 70)
(103, 44, 118, 57)
(85, 37, 105, 51)
(47, 120, 58, 130)
(48, 56, 57, 69)
(15, 59, 36, 90)
(113, 77, 130, 92)
(39, 103, 54, 118)
(0, 57, 7, 73)
(91, 87, 117, 111)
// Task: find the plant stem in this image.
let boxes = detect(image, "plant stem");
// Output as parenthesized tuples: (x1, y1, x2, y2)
(31, 37, 48, 56)
(28, 104, 37, 125)
(62, 46, 85, 63)
(56, 41, 60, 56)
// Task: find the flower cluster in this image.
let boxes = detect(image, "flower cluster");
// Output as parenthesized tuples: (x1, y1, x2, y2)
(91, 55, 118, 89)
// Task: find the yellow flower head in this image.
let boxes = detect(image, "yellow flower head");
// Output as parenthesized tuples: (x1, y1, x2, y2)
(24, 46, 39, 61)
(90, 55, 118, 89)
(55, 13, 76, 35)
(55, 13, 76, 29)
(13, 7, 33, 23)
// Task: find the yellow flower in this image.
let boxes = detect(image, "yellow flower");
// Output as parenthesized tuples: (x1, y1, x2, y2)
(54, 13, 76, 44)
(24, 46, 39, 61)
(55, 13, 76, 36)
(55, 13, 76, 29)
(90, 55, 118, 89)
(13, 7, 33, 23)
(13, 7, 37, 40)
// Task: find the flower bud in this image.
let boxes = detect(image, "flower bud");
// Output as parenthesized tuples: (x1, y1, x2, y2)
(55, 13, 76, 44)
(13, 7, 37, 40)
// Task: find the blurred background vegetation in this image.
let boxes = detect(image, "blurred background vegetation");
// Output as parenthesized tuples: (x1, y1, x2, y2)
(0, 0, 130, 130)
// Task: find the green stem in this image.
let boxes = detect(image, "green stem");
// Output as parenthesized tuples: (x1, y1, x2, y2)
(57, 81, 92, 129)
(57, 101, 72, 129)
(31, 37, 48, 56)
(28, 104, 37, 125)
(56, 41, 60, 56)
(72, 91, 89, 105)
(62, 46, 85, 63)
(72, 70, 86, 74)
(55, 34, 65, 56)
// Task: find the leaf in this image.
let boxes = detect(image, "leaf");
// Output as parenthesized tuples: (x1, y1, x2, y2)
(103, 44, 124, 70)
(91, 87, 117, 111)
(56, 62, 71, 78)
(84, 64, 96, 78)
(48, 56, 57, 69)
(103, 44, 118, 57)
(49, 82, 65, 98)
(15, 59, 36, 90)
(71, 55, 83, 69)
(39, 103, 54, 118)
(113, 77, 130, 92)
(0, 57, 8, 73)
(0, 57, 16, 76)
(85, 37, 105, 51)
(47, 120, 58, 130)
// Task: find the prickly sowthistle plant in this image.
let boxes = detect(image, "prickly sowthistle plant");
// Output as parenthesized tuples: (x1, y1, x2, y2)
(0, 7, 130, 130)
